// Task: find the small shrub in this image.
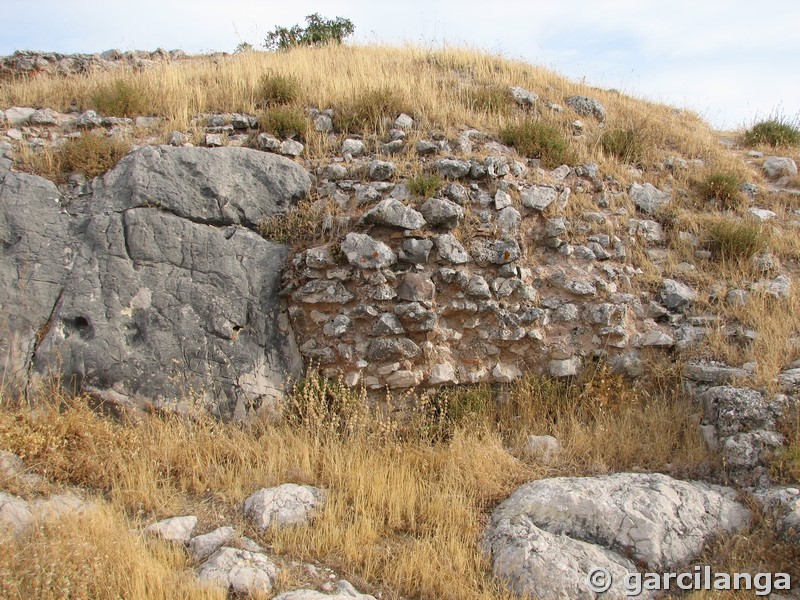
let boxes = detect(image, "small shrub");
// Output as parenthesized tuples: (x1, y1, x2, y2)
(256, 73, 300, 108)
(699, 171, 743, 208)
(410, 384, 493, 443)
(500, 120, 573, 168)
(286, 369, 376, 439)
(599, 127, 643, 164)
(91, 79, 148, 117)
(59, 133, 131, 180)
(465, 84, 513, 115)
(259, 106, 307, 139)
(743, 116, 800, 147)
(407, 172, 442, 197)
(335, 88, 407, 134)
(258, 200, 340, 245)
(18, 134, 130, 182)
(705, 218, 767, 261)
(264, 13, 355, 51)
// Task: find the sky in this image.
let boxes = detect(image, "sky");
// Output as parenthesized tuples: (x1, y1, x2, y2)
(3, 1, 799, 130)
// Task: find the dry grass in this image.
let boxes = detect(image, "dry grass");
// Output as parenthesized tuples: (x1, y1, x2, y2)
(257, 199, 345, 247)
(1, 44, 732, 182)
(0, 362, 717, 600)
(0, 505, 226, 600)
(15, 132, 131, 182)
(699, 283, 800, 387)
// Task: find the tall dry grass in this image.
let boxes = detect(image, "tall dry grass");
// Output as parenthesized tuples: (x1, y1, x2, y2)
(0, 362, 717, 600)
(1, 45, 734, 174)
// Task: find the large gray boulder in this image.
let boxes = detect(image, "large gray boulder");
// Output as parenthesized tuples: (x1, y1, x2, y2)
(486, 473, 750, 574)
(0, 170, 72, 393)
(1, 146, 309, 419)
(90, 145, 311, 227)
(244, 483, 327, 531)
(485, 514, 643, 600)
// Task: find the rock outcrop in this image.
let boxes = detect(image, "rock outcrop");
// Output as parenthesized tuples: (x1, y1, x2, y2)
(485, 473, 751, 599)
(0, 146, 309, 418)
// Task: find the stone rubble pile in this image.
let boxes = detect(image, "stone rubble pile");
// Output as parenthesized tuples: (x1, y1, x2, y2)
(0, 48, 186, 78)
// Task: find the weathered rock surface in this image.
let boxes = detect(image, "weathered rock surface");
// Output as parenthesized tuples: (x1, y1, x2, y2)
(275, 580, 377, 600)
(244, 483, 326, 530)
(699, 386, 791, 485)
(629, 183, 670, 214)
(361, 199, 425, 229)
(486, 473, 750, 572)
(0, 492, 33, 535)
(197, 546, 279, 595)
(1, 146, 308, 419)
(485, 515, 643, 600)
(144, 515, 198, 543)
(189, 526, 237, 562)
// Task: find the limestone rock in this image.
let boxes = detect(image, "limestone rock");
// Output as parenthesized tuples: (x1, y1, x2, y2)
(763, 156, 798, 180)
(244, 484, 326, 530)
(488, 472, 750, 571)
(205, 133, 224, 147)
(630, 182, 670, 214)
(0, 492, 33, 536)
(435, 159, 472, 179)
(4, 106, 36, 126)
(362, 199, 425, 229)
(470, 239, 521, 266)
(492, 362, 522, 383)
(397, 273, 435, 302)
(145, 516, 198, 543)
(466, 275, 492, 299)
(485, 515, 641, 600)
(189, 526, 237, 562)
(660, 279, 696, 310)
(340, 233, 397, 269)
(525, 435, 560, 463)
(368, 160, 396, 181)
(197, 547, 278, 595)
(510, 86, 538, 107)
(752, 274, 791, 299)
(394, 113, 414, 130)
(281, 139, 304, 157)
(548, 357, 581, 378)
(435, 234, 471, 264)
(341, 138, 365, 157)
(521, 185, 557, 211)
(419, 198, 464, 229)
(295, 280, 354, 304)
(386, 369, 424, 388)
(29, 108, 58, 125)
(565, 96, 606, 120)
(3, 147, 308, 419)
(367, 338, 421, 361)
(429, 363, 458, 385)
(275, 580, 377, 600)
(96, 145, 310, 227)
(399, 238, 433, 264)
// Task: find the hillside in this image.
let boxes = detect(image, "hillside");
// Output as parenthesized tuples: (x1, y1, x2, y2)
(1, 45, 799, 599)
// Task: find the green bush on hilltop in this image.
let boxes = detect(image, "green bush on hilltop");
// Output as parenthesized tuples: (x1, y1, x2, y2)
(264, 13, 355, 51)
(743, 115, 800, 147)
